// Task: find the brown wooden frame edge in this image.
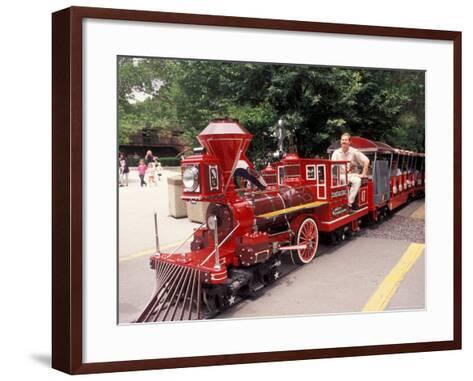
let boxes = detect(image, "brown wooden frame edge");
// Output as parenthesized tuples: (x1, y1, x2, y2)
(52, 6, 462, 375)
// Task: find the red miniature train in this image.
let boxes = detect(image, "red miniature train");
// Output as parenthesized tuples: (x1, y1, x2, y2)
(136, 119, 425, 322)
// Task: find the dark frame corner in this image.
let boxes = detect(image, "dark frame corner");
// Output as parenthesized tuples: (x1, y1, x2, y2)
(52, 6, 461, 375)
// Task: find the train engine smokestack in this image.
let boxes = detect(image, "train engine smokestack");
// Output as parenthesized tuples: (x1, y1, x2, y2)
(197, 119, 253, 190)
(182, 119, 261, 201)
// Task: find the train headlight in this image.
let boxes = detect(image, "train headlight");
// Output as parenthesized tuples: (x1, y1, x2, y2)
(183, 166, 199, 192)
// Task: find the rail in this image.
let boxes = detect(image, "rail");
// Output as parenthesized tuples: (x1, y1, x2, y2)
(161, 221, 207, 259)
(199, 223, 240, 268)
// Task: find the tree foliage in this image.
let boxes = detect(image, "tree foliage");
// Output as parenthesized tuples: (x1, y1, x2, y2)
(118, 57, 424, 162)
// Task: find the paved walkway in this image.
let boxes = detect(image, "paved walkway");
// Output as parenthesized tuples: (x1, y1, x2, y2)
(118, 168, 199, 258)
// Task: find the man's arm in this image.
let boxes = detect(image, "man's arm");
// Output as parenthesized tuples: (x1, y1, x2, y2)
(361, 160, 369, 177)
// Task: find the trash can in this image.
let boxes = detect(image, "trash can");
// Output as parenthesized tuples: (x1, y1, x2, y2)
(187, 201, 210, 223)
(167, 175, 187, 218)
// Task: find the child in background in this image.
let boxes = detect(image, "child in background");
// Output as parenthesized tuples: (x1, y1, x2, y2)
(156, 162, 163, 181)
(138, 159, 147, 187)
(147, 161, 157, 186)
(118, 153, 129, 187)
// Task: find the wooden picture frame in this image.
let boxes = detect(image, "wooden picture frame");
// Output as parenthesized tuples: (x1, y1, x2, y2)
(52, 6, 461, 374)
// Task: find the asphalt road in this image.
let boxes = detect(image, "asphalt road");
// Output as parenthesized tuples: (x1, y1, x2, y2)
(118, 170, 425, 323)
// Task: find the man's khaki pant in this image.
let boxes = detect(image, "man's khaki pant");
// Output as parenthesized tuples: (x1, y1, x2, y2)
(348, 173, 362, 205)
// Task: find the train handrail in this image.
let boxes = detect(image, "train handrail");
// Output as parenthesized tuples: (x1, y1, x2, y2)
(162, 221, 207, 259)
(198, 222, 240, 268)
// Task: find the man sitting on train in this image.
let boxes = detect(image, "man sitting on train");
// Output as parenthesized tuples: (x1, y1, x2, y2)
(331, 133, 370, 210)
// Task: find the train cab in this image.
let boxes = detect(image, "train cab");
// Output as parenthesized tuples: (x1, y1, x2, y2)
(327, 137, 392, 220)
(327, 137, 424, 214)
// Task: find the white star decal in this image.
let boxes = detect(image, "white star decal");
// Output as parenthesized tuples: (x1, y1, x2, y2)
(274, 271, 280, 280)
(228, 295, 236, 306)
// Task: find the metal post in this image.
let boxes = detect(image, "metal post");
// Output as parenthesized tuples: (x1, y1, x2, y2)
(154, 212, 161, 255)
(373, 152, 377, 177)
(212, 216, 221, 271)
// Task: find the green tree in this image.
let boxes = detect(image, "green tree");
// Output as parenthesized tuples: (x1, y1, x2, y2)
(118, 57, 425, 162)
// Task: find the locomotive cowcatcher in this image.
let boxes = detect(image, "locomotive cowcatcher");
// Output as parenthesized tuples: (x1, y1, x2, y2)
(136, 119, 424, 323)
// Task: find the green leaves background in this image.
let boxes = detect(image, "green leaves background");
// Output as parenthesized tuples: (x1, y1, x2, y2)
(118, 57, 424, 164)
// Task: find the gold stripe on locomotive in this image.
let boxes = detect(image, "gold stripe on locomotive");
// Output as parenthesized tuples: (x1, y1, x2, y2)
(256, 201, 328, 219)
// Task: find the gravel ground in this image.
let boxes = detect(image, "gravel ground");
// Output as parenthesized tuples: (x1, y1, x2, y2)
(359, 201, 425, 243)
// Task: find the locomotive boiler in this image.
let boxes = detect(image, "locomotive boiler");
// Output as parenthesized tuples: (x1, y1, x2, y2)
(136, 118, 425, 323)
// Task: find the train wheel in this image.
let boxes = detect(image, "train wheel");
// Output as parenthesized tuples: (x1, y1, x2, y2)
(335, 227, 349, 242)
(202, 287, 220, 317)
(291, 218, 319, 265)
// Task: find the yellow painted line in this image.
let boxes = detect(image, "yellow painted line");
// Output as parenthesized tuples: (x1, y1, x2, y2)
(119, 240, 182, 262)
(257, 201, 328, 219)
(362, 243, 425, 312)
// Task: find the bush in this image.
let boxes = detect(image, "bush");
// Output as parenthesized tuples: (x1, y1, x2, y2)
(125, 156, 181, 167)
(126, 156, 140, 167)
(158, 157, 182, 167)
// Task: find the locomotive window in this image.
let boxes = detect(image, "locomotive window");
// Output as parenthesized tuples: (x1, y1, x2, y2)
(331, 164, 347, 187)
(332, 165, 338, 186)
(306, 165, 316, 180)
(340, 166, 347, 185)
(317, 166, 325, 184)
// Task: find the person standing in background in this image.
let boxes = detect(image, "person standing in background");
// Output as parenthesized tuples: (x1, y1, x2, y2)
(118, 153, 129, 187)
(156, 161, 163, 181)
(138, 159, 148, 187)
(144, 150, 155, 165)
(147, 161, 157, 186)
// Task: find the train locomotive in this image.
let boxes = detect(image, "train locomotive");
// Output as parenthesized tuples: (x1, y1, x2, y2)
(136, 119, 425, 323)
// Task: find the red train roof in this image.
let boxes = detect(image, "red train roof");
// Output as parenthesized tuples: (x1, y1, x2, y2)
(327, 136, 424, 155)
(327, 136, 394, 154)
(392, 148, 424, 156)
